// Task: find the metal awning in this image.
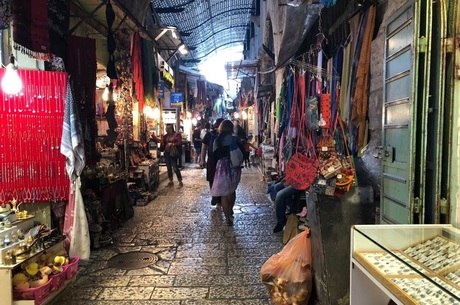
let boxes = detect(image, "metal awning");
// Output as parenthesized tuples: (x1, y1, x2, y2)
(225, 59, 258, 80)
(151, 0, 255, 65)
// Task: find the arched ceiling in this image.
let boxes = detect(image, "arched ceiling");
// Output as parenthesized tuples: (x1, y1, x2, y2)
(151, 0, 255, 65)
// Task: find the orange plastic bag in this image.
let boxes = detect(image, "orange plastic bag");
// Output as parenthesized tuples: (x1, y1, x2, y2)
(260, 229, 312, 305)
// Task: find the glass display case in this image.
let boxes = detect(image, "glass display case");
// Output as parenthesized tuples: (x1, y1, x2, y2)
(350, 224, 460, 305)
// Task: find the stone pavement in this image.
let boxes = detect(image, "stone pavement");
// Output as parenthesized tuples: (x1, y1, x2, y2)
(50, 164, 283, 304)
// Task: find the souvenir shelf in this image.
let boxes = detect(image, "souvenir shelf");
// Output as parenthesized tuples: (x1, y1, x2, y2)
(0, 217, 69, 305)
(351, 224, 460, 305)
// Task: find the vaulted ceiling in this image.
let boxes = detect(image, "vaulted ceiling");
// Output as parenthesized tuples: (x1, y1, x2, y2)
(150, 0, 255, 65)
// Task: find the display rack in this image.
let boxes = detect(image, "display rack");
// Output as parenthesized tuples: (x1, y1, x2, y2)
(350, 224, 460, 305)
(0, 217, 70, 305)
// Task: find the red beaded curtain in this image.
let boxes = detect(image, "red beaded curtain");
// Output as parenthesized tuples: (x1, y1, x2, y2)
(0, 69, 69, 203)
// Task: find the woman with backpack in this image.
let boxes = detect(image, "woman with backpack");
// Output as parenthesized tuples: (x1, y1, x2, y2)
(201, 118, 224, 206)
(211, 119, 245, 225)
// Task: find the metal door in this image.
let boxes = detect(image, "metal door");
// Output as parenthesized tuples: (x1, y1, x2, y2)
(381, 1, 431, 224)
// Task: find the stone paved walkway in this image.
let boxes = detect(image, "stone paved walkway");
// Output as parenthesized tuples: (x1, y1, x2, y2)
(50, 165, 282, 304)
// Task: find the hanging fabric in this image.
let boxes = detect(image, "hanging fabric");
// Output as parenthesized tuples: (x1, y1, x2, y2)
(351, 5, 376, 153)
(0, 0, 12, 30)
(12, 0, 50, 59)
(48, 0, 69, 60)
(132, 33, 145, 110)
(339, 44, 352, 121)
(141, 38, 156, 105)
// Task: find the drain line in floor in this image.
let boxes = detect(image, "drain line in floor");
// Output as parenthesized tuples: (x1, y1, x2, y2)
(107, 251, 159, 270)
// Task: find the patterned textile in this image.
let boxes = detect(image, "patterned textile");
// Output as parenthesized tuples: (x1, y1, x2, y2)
(60, 81, 85, 182)
(0, 0, 12, 29)
(12, 0, 50, 58)
(211, 157, 241, 197)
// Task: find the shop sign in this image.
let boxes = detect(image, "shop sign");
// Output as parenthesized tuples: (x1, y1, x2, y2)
(170, 92, 183, 105)
(158, 54, 175, 88)
(158, 81, 165, 99)
(163, 108, 177, 124)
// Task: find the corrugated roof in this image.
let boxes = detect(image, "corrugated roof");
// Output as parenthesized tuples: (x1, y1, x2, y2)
(151, 0, 255, 64)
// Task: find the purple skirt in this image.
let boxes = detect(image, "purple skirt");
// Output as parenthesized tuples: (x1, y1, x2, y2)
(211, 157, 241, 197)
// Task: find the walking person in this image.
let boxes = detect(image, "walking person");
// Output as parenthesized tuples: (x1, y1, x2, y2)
(161, 124, 183, 188)
(211, 119, 244, 225)
(192, 123, 202, 164)
(201, 118, 223, 205)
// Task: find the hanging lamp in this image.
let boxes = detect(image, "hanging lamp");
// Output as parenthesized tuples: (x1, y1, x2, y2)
(1, 55, 22, 95)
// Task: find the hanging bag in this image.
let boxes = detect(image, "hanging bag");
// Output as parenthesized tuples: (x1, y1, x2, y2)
(285, 73, 319, 191)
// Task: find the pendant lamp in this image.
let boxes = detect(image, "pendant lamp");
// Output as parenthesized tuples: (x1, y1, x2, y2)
(1, 55, 22, 95)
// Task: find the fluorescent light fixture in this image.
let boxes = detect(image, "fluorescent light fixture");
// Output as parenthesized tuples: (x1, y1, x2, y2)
(155, 29, 168, 41)
(178, 44, 188, 55)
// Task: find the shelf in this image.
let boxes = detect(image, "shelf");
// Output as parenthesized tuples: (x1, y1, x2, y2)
(0, 239, 65, 269)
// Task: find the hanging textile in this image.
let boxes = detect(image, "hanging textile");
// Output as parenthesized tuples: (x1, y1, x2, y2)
(351, 5, 376, 152)
(132, 33, 145, 110)
(12, 0, 50, 59)
(48, 0, 69, 60)
(60, 81, 85, 182)
(61, 81, 89, 260)
(0, 0, 12, 29)
(0, 69, 69, 203)
(63, 177, 90, 260)
(106, 0, 117, 79)
(66, 35, 97, 165)
(339, 44, 352, 121)
(142, 38, 156, 105)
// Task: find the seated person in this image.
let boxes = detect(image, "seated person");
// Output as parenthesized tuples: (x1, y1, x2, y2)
(271, 178, 304, 233)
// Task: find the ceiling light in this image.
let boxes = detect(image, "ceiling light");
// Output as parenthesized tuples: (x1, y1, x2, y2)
(178, 44, 188, 55)
(1, 55, 23, 95)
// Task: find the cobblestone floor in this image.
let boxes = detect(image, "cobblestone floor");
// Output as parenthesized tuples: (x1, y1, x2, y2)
(50, 165, 282, 304)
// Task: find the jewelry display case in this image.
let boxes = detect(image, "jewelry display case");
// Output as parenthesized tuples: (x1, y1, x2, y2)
(350, 224, 460, 305)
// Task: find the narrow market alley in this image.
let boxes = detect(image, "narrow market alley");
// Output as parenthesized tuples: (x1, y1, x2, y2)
(50, 165, 282, 305)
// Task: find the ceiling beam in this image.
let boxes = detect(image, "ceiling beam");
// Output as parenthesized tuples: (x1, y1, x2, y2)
(69, 1, 107, 36)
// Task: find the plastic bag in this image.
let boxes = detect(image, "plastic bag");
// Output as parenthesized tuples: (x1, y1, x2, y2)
(260, 229, 312, 305)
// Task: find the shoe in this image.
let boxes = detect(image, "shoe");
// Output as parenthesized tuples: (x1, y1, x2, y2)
(211, 197, 218, 206)
(273, 223, 285, 233)
(226, 215, 234, 226)
(167, 181, 174, 187)
(178, 181, 183, 188)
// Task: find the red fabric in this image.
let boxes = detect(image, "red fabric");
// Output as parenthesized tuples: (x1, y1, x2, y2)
(12, 0, 50, 56)
(132, 33, 145, 110)
(0, 69, 69, 203)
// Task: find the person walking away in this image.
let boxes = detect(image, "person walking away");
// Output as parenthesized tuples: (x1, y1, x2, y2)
(243, 134, 257, 168)
(211, 120, 244, 225)
(162, 124, 183, 188)
(192, 124, 202, 164)
(201, 118, 223, 205)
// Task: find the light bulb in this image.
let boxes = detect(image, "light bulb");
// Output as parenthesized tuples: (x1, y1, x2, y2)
(152, 107, 161, 120)
(1, 63, 23, 95)
(143, 106, 154, 119)
(234, 112, 240, 119)
(191, 118, 198, 126)
(178, 44, 188, 55)
(241, 110, 248, 120)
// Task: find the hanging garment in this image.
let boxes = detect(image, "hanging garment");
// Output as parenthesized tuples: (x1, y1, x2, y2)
(48, 0, 69, 60)
(132, 33, 145, 110)
(12, 0, 50, 58)
(339, 44, 352, 121)
(351, 5, 376, 152)
(142, 38, 156, 105)
(63, 177, 90, 260)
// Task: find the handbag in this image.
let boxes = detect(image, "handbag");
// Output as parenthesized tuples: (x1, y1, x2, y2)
(229, 136, 244, 168)
(285, 73, 319, 191)
(169, 145, 179, 158)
